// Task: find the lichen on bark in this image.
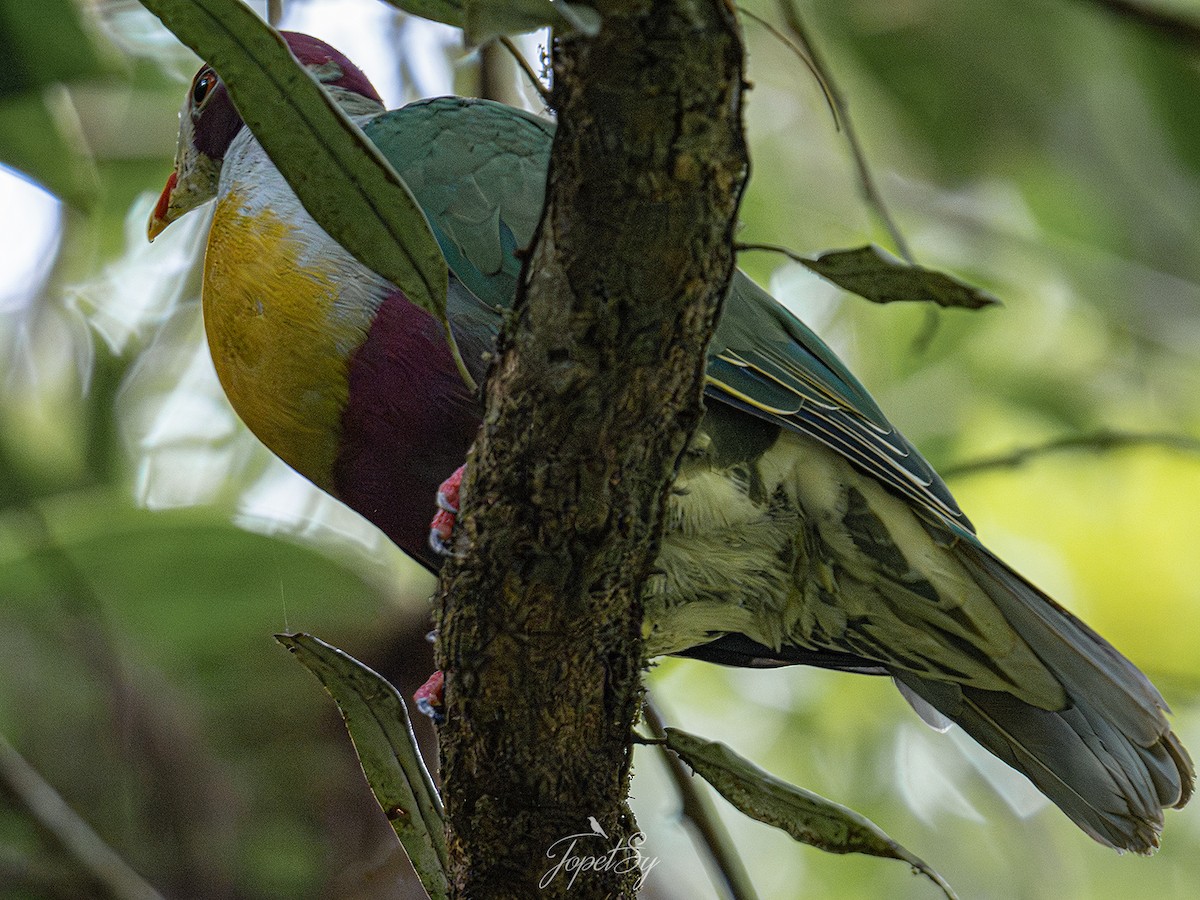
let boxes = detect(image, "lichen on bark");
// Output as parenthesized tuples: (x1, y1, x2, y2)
(435, 1, 748, 896)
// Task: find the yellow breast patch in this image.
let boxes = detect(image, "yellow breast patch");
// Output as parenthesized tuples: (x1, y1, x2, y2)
(202, 188, 371, 491)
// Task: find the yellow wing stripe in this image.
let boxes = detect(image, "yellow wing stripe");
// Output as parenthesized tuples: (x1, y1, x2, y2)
(711, 348, 966, 525)
(705, 374, 798, 417)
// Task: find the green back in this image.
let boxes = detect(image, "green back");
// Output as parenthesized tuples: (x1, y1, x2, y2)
(365, 97, 970, 535)
(364, 97, 553, 313)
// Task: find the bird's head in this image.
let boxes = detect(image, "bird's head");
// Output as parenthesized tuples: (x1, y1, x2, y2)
(147, 32, 383, 241)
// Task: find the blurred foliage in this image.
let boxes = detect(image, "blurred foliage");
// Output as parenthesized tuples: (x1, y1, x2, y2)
(1, 0, 1199, 897)
(0, 0, 116, 206)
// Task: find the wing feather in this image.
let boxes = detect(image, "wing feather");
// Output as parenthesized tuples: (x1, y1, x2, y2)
(368, 98, 970, 536)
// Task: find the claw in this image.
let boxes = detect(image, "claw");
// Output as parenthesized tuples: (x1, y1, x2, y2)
(429, 465, 466, 557)
(414, 670, 445, 723)
(429, 510, 460, 556)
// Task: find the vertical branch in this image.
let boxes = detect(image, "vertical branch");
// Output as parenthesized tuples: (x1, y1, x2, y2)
(435, 0, 748, 896)
(478, 41, 516, 105)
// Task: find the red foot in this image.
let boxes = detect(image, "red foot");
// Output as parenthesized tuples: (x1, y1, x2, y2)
(414, 670, 445, 723)
(429, 464, 465, 557)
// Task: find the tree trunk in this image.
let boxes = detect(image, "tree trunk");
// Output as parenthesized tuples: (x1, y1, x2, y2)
(436, 1, 747, 896)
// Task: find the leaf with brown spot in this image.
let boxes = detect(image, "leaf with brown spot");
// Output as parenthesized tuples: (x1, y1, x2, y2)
(664, 728, 957, 899)
(277, 633, 448, 900)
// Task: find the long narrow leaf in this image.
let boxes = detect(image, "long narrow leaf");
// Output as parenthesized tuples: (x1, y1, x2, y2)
(137, 0, 476, 389)
(376, 0, 465, 29)
(276, 633, 448, 900)
(665, 728, 957, 899)
(803, 245, 997, 310)
(375, 0, 601, 42)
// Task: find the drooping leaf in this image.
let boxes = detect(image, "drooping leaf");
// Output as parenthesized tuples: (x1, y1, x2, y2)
(463, 0, 600, 43)
(664, 728, 957, 900)
(136, 0, 477, 389)
(0, 486, 427, 894)
(802, 244, 998, 310)
(376, 0, 465, 29)
(376, 0, 600, 43)
(276, 633, 449, 900)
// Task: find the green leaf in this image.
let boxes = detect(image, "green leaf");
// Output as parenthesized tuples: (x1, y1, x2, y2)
(136, 0, 477, 389)
(276, 633, 449, 900)
(664, 728, 957, 900)
(464, 0, 600, 43)
(375, 0, 600, 43)
(376, 0, 465, 29)
(802, 245, 999, 310)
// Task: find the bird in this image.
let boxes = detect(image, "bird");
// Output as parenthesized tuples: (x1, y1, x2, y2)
(147, 31, 1192, 854)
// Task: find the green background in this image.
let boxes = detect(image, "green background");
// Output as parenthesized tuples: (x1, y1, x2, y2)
(2, 0, 1198, 897)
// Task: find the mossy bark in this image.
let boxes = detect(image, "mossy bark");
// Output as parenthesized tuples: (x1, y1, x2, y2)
(436, 2, 747, 896)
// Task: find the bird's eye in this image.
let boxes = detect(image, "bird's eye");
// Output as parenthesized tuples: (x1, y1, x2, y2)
(192, 72, 216, 107)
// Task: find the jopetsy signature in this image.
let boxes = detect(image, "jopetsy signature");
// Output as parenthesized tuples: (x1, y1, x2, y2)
(540, 821, 661, 891)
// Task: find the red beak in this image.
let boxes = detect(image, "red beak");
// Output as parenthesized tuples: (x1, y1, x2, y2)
(147, 171, 178, 241)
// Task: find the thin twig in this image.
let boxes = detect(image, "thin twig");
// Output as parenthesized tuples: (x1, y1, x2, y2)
(911, 307, 941, 354)
(644, 696, 759, 900)
(941, 429, 1200, 479)
(736, 240, 810, 265)
(499, 36, 553, 106)
(267, 0, 283, 27)
(478, 41, 512, 104)
(774, 0, 914, 265)
(0, 733, 166, 900)
(737, 6, 839, 128)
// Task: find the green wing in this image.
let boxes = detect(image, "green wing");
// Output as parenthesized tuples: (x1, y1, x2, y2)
(364, 97, 553, 313)
(711, 274, 972, 532)
(366, 97, 971, 533)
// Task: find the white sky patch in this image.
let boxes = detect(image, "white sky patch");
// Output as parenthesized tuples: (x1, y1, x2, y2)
(94, 2, 200, 82)
(0, 169, 62, 314)
(394, 16, 465, 100)
(948, 726, 1049, 819)
(769, 260, 843, 333)
(131, 327, 237, 450)
(119, 304, 242, 509)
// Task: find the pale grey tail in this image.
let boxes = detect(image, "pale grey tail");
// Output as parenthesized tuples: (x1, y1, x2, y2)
(896, 541, 1193, 854)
